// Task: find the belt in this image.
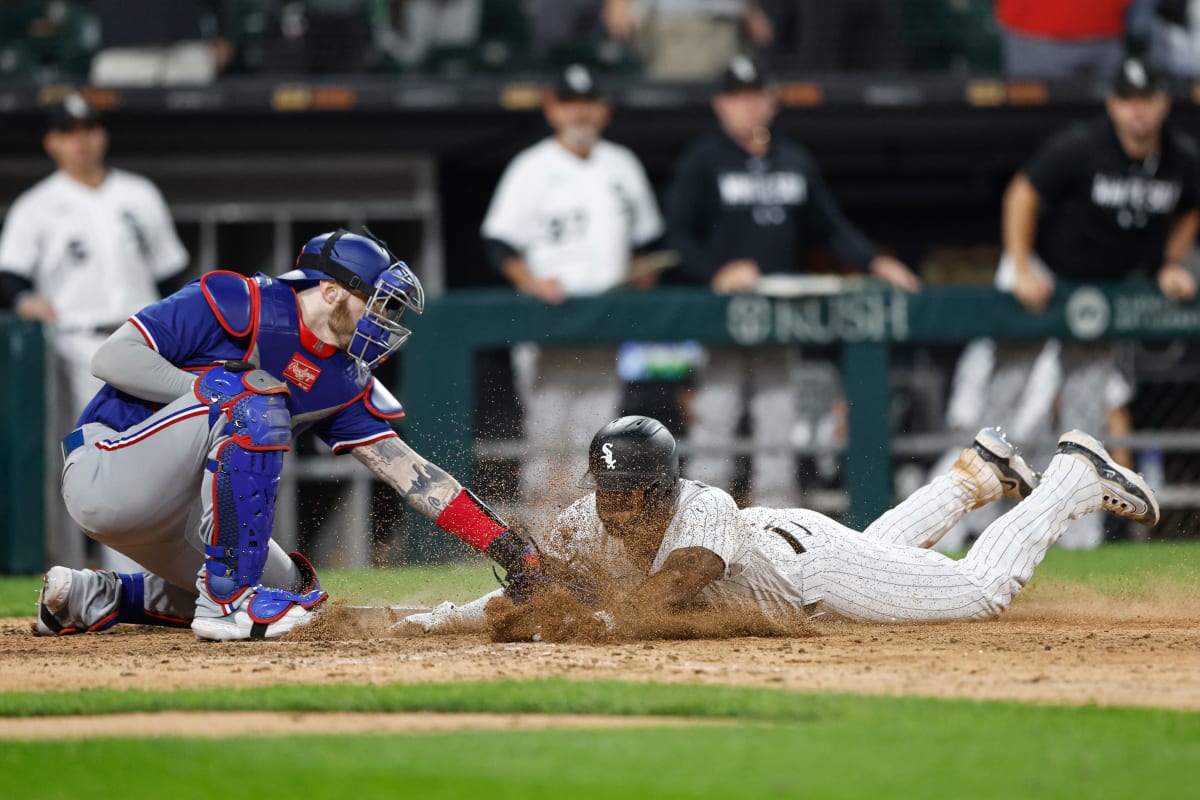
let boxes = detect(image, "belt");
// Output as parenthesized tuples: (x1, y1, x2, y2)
(61, 427, 87, 461)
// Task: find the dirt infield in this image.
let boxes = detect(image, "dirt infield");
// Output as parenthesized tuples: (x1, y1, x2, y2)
(4, 580, 1199, 724)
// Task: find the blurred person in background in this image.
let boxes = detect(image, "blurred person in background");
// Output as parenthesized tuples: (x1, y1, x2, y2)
(1143, 0, 1200, 76)
(995, 0, 1132, 81)
(602, 0, 774, 79)
(0, 93, 189, 569)
(936, 57, 1199, 551)
(769, 0, 906, 73)
(667, 56, 920, 508)
(89, 0, 232, 86)
(480, 63, 666, 530)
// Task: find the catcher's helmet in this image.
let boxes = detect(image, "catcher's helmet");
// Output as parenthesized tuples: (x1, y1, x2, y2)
(582, 415, 680, 493)
(279, 229, 425, 379)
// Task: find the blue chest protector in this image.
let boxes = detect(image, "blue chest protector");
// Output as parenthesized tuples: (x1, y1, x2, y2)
(202, 272, 404, 438)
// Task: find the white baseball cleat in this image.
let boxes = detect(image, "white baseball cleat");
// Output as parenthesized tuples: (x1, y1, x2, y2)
(33, 566, 75, 636)
(972, 427, 1038, 500)
(192, 585, 326, 642)
(397, 601, 458, 633)
(1056, 430, 1160, 526)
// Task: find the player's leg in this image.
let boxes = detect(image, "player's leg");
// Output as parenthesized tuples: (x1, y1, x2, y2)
(685, 347, 745, 494)
(748, 347, 801, 507)
(190, 365, 327, 641)
(1054, 343, 1129, 549)
(516, 345, 569, 529)
(789, 430, 1152, 622)
(782, 509, 1014, 622)
(864, 428, 1037, 548)
(958, 429, 1157, 608)
(36, 567, 196, 635)
(39, 396, 217, 635)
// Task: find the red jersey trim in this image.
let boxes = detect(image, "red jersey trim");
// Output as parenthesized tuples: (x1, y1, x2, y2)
(331, 431, 398, 454)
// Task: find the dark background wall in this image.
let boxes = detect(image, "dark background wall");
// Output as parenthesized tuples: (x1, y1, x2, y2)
(3, 79, 1180, 289)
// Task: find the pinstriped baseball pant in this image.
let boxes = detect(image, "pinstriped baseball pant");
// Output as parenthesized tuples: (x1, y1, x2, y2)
(783, 453, 1101, 622)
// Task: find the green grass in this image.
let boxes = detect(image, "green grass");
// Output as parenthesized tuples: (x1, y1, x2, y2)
(3, 541, 1197, 617)
(320, 561, 499, 607)
(0, 575, 40, 617)
(1028, 541, 1199, 595)
(0, 561, 500, 617)
(0, 682, 1197, 799)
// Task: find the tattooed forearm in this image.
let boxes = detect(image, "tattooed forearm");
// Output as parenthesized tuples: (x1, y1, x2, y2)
(352, 437, 463, 521)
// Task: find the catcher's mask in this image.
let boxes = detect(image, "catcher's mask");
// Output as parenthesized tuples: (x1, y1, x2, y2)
(581, 415, 681, 533)
(280, 228, 425, 380)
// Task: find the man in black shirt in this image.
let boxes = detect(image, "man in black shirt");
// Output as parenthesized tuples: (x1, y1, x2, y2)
(666, 55, 919, 507)
(946, 56, 1199, 550)
(669, 56, 919, 292)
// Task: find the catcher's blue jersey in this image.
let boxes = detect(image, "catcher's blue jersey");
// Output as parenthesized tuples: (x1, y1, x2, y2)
(78, 271, 405, 453)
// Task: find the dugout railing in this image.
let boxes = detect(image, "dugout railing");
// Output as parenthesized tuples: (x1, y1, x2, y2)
(4, 281, 1200, 573)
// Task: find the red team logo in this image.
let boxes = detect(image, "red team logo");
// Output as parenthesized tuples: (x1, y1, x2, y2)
(283, 353, 321, 391)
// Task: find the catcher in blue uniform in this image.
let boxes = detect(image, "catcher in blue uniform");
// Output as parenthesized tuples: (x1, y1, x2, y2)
(37, 229, 538, 640)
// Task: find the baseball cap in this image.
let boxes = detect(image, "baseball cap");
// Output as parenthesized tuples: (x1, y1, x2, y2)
(47, 93, 101, 132)
(552, 63, 603, 101)
(720, 55, 767, 93)
(1112, 57, 1166, 98)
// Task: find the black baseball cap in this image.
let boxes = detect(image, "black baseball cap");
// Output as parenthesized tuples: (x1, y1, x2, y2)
(551, 63, 603, 101)
(47, 93, 101, 131)
(719, 55, 768, 93)
(1112, 57, 1166, 98)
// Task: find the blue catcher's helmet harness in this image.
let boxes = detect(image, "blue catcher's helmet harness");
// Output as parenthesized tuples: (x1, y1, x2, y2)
(290, 227, 425, 379)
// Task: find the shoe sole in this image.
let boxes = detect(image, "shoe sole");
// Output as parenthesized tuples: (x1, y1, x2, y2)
(192, 608, 317, 642)
(1057, 430, 1160, 526)
(973, 427, 1037, 500)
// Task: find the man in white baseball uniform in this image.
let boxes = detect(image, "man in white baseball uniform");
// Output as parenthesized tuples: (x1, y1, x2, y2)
(405, 415, 1157, 632)
(481, 63, 665, 527)
(0, 93, 189, 569)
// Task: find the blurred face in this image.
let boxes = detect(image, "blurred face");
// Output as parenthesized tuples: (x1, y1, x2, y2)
(43, 124, 108, 177)
(712, 89, 777, 142)
(544, 94, 611, 152)
(595, 488, 646, 538)
(1106, 92, 1170, 147)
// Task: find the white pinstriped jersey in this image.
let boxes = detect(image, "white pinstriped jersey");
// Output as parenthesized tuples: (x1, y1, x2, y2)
(0, 169, 187, 329)
(481, 138, 663, 295)
(542, 480, 811, 613)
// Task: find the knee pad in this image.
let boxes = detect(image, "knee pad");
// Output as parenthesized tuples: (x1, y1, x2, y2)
(196, 363, 292, 450)
(198, 364, 292, 599)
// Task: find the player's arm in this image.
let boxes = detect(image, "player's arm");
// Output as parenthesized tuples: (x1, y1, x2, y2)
(626, 547, 726, 611)
(1159, 209, 1200, 301)
(350, 436, 538, 578)
(0, 271, 53, 320)
(488, 241, 566, 305)
(0, 198, 56, 321)
(91, 322, 198, 402)
(1002, 172, 1055, 312)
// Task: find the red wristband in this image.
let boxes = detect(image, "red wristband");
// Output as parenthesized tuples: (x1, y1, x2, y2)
(435, 489, 507, 551)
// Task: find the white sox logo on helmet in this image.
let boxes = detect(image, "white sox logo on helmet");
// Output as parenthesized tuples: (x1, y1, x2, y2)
(601, 442, 617, 470)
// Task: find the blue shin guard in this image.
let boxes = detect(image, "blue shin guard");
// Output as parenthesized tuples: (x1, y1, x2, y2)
(196, 364, 291, 601)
